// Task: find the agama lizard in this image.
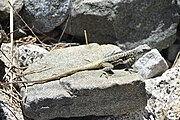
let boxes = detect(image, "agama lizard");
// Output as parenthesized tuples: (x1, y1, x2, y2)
(6, 44, 151, 85)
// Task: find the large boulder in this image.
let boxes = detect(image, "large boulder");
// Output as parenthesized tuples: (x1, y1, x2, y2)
(63, 0, 180, 50)
(20, 43, 147, 120)
(0, 0, 23, 21)
(145, 63, 180, 120)
(22, 70, 146, 120)
(20, 0, 71, 33)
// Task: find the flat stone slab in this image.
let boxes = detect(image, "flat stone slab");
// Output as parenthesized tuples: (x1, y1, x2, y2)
(22, 70, 146, 120)
(20, 43, 147, 120)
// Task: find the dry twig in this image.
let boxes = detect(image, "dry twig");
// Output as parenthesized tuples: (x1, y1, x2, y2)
(172, 51, 180, 67)
(50, 15, 71, 51)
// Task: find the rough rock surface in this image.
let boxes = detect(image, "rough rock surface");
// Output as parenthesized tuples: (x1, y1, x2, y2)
(145, 65, 180, 120)
(0, 43, 48, 67)
(0, 0, 23, 21)
(20, 43, 147, 120)
(53, 108, 150, 120)
(17, 44, 49, 67)
(21, 0, 71, 32)
(63, 0, 180, 50)
(134, 49, 169, 79)
(167, 44, 180, 62)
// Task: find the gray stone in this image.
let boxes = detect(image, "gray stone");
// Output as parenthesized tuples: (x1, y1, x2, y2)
(167, 44, 180, 62)
(22, 70, 146, 120)
(134, 49, 169, 79)
(145, 64, 180, 120)
(20, 43, 122, 83)
(20, 43, 147, 120)
(0, 43, 48, 68)
(17, 44, 49, 67)
(21, 0, 71, 32)
(63, 0, 179, 50)
(49, 108, 149, 120)
(0, 0, 23, 21)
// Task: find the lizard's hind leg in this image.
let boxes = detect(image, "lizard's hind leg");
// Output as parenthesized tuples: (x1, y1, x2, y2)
(101, 62, 114, 72)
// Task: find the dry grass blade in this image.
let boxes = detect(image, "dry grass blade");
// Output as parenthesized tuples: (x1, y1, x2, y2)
(0, 49, 12, 64)
(51, 15, 70, 51)
(8, 0, 14, 103)
(58, 15, 70, 42)
(84, 30, 88, 45)
(172, 51, 180, 67)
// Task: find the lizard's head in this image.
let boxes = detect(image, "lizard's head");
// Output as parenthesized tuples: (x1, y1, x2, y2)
(134, 44, 151, 55)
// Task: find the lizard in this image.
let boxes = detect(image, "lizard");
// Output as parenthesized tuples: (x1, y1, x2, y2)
(5, 44, 151, 85)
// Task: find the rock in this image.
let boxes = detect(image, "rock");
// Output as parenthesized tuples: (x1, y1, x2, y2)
(20, 43, 147, 120)
(63, 0, 179, 50)
(145, 65, 180, 120)
(134, 49, 169, 79)
(20, 43, 122, 83)
(52, 108, 149, 120)
(0, 43, 48, 67)
(0, 0, 23, 21)
(22, 70, 146, 120)
(167, 44, 180, 62)
(0, 43, 48, 85)
(20, 0, 71, 33)
(17, 44, 49, 67)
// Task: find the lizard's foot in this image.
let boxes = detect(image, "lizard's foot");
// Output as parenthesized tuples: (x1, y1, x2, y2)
(100, 72, 109, 79)
(100, 71, 114, 79)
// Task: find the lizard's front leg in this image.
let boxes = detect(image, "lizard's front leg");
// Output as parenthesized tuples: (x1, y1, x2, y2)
(100, 63, 114, 78)
(123, 57, 137, 73)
